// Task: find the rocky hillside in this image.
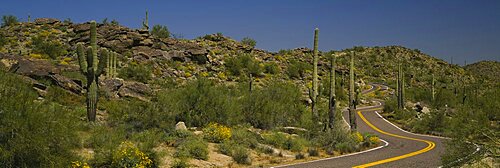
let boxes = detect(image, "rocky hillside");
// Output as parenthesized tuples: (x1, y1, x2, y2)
(0, 18, 481, 101)
(465, 60, 500, 84)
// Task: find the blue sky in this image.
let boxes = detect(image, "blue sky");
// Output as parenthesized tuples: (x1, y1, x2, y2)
(1, 0, 499, 64)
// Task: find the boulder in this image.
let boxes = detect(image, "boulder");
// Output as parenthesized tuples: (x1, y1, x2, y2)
(175, 122, 187, 131)
(118, 81, 152, 101)
(100, 78, 124, 98)
(49, 74, 83, 94)
(35, 18, 60, 25)
(193, 131, 203, 136)
(73, 23, 91, 33)
(421, 107, 430, 114)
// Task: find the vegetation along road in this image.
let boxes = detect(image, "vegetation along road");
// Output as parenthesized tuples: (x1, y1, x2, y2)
(276, 84, 447, 168)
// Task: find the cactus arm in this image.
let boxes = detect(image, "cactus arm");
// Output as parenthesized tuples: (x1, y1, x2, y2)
(113, 52, 117, 77)
(76, 43, 88, 74)
(96, 48, 108, 76)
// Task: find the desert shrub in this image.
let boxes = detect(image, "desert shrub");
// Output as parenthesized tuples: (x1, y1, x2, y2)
(295, 153, 305, 160)
(383, 97, 397, 113)
(225, 53, 263, 76)
(105, 99, 171, 132)
(241, 37, 256, 47)
(284, 137, 308, 152)
(71, 161, 90, 168)
(230, 126, 259, 149)
(1, 15, 18, 27)
(313, 126, 358, 153)
(287, 59, 311, 79)
(151, 25, 170, 38)
(131, 128, 166, 152)
(308, 148, 319, 156)
(335, 142, 356, 154)
(264, 62, 280, 74)
(111, 141, 153, 168)
(361, 133, 380, 148)
(232, 146, 251, 164)
(175, 138, 208, 160)
(171, 159, 190, 168)
(262, 132, 288, 149)
(240, 80, 306, 129)
(45, 85, 84, 106)
(118, 62, 152, 83)
(31, 34, 68, 59)
(203, 123, 232, 143)
(0, 71, 80, 167)
(86, 126, 127, 166)
(0, 32, 7, 47)
(262, 132, 308, 152)
(410, 109, 447, 134)
(169, 78, 239, 127)
(218, 141, 250, 164)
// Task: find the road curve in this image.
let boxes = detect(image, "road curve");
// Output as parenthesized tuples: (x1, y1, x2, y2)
(275, 84, 447, 168)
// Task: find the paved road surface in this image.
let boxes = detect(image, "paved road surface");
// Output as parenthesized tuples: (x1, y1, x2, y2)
(275, 84, 447, 168)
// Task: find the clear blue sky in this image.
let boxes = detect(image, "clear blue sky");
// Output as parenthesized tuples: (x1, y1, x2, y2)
(1, 0, 499, 64)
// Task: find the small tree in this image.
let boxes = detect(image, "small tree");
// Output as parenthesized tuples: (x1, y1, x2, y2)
(241, 37, 256, 47)
(1, 15, 18, 27)
(151, 25, 170, 38)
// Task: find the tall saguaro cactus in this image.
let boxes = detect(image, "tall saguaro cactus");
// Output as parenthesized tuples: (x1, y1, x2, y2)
(396, 56, 405, 109)
(142, 10, 149, 31)
(310, 28, 320, 123)
(348, 51, 357, 131)
(431, 74, 435, 102)
(76, 21, 108, 122)
(328, 53, 336, 129)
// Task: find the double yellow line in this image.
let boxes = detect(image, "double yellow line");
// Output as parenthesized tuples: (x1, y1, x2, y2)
(353, 110, 436, 168)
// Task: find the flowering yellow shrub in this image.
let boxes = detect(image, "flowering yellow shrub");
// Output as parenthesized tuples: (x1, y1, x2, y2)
(217, 72, 227, 80)
(71, 161, 90, 168)
(369, 136, 380, 144)
(112, 141, 153, 168)
(353, 131, 364, 143)
(29, 53, 43, 59)
(203, 123, 231, 143)
(200, 72, 209, 77)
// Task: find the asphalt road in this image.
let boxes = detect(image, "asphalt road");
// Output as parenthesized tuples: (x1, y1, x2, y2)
(275, 84, 447, 168)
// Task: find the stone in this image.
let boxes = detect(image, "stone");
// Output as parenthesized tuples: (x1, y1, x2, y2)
(100, 78, 124, 98)
(118, 81, 152, 101)
(175, 122, 187, 131)
(49, 74, 83, 94)
(421, 107, 430, 114)
(73, 23, 91, 33)
(34, 18, 60, 25)
(193, 131, 203, 136)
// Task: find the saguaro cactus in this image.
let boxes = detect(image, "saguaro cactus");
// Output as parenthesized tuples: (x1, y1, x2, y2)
(396, 56, 405, 109)
(76, 21, 108, 122)
(107, 51, 118, 78)
(311, 28, 320, 124)
(431, 74, 435, 102)
(142, 10, 149, 31)
(328, 53, 336, 129)
(348, 51, 357, 131)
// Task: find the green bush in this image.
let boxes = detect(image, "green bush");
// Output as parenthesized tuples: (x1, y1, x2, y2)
(175, 138, 208, 160)
(264, 62, 280, 74)
(31, 35, 68, 59)
(0, 32, 7, 47)
(241, 37, 256, 47)
(287, 59, 311, 79)
(118, 63, 152, 83)
(168, 78, 239, 127)
(86, 126, 127, 166)
(295, 153, 305, 160)
(308, 148, 319, 156)
(171, 159, 190, 168)
(0, 71, 80, 167)
(225, 53, 263, 76)
(151, 25, 170, 38)
(313, 126, 358, 153)
(240, 80, 306, 129)
(1, 15, 18, 27)
(230, 126, 259, 149)
(232, 146, 251, 164)
(218, 141, 251, 165)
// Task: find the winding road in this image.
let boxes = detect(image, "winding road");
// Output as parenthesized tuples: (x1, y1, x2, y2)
(275, 84, 447, 168)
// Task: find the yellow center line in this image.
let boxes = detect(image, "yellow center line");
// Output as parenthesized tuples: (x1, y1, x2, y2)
(353, 110, 436, 168)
